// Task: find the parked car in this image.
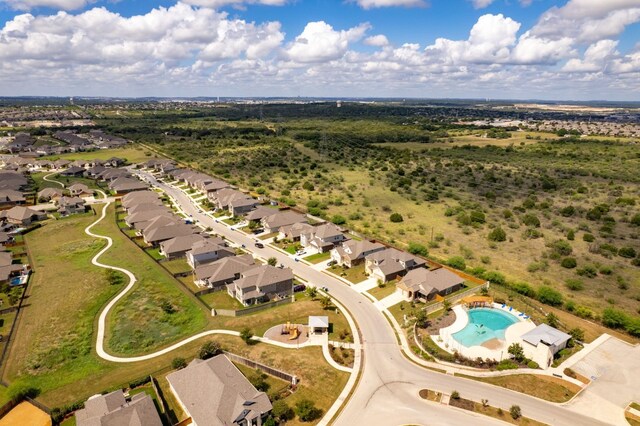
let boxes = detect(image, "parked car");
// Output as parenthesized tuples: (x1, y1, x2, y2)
(293, 284, 306, 292)
(296, 250, 307, 256)
(322, 286, 329, 292)
(254, 242, 264, 248)
(252, 228, 264, 234)
(327, 260, 337, 266)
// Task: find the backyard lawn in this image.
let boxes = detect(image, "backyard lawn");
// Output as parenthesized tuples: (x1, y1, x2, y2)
(199, 290, 244, 310)
(161, 258, 191, 275)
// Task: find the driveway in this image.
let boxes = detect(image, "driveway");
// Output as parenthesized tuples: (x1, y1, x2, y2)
(567, 338, 640, 425)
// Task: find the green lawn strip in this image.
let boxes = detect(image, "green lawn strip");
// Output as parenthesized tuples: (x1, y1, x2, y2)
(455, 373, 580, 403)
(155, 335, 349, 426)
(631, 402, 640, 411)
(41, 146, 154, 164)
(60, 416, 77, 426)
(90, 204, 208, 356)
(303, 252, 331, 264)
(2, 214, 125, 403)
(367, 283, 398, 301)
(258, 232, 278, 240)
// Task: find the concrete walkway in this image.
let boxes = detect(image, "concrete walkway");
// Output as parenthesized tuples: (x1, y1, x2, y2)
(352, 277, 378, 293)
(375, 291, 404, 310)
(43, 172, 65, 188)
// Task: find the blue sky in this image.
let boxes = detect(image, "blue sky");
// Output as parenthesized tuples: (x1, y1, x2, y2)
(0, 0, 639, 100)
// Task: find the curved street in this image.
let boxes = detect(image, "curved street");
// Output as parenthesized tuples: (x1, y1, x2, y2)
(134, 169, 614, 426)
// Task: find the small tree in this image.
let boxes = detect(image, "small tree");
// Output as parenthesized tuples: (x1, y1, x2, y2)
(272, 400, 294, 422)
(569, 327, 584, 342)
(199, 341, 221, 360)
(295, 399, 321, 422)
(249, 371, 270, 392)
(319, 295, 333, 310)
(443, 299, 452, 312)
(172, 357, 187, 370)
(306, 286, 318, 300)
(510, 405, 522, 420)
(481, 399, 489, 408)
(545, 312, 559, 328)
(240, 327, 254, 344)
(414, 309, 428, 328)
(267, 257, 277, 266)
(508, 343, 525, 362)
(451, 390, 460, 400)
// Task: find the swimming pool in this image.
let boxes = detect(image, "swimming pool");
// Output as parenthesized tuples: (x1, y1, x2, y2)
(452, 308, 519, 347)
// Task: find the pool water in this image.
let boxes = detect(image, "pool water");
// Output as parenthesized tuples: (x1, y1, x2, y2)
(452, 308, 519, 347)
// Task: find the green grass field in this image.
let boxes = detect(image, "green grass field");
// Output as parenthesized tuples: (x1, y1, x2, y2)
(91, 204, 208, 355)
(303, 252, 331, 264)
(367, 283, 398, 301)
(41, 146, 156, 164)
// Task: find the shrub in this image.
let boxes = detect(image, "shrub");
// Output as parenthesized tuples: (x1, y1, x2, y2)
(295, 399, 322, 422)
(470, 211, 486, 224)
(561, 257, 577, 269)
(249, 371, 270, 392)
(451, 390, 460, 400)
(488, 227, 506, 242)
(618, 247, 637, 258)
(550, 239, 573, 256)
(537, 286, 563, 306)
(583, 233, 595, 242)
(631, 213, 640, 226)
(199, 341, 221, 359)
(522, 214, 540, 227)
(496, 359, 518, 371)
(510, 405, 522, 420)
(560, 206, 575, 217)
(576, 265, 597, 278)
(240, 327, 254, 344)
(8, 384, 40, 401)
(567, 229, 575, 240)
(569, 327, 585, 342)
(565, 278, 584, 291)
(389, 213, 404, 223)
(484, 271, 506, 285)
(172, 357, 187, 370)
(446, 256, 466, 270)
(267, 257, 277, 266)
(512, 282, 536, 298)
(508, 343, 525, 362)
(331, 215, 347, 225)
(302, 181, 315, 191)
(602, 308, 627, 329)
(408, 242, 429, 257)
(527, 360, 539, 369)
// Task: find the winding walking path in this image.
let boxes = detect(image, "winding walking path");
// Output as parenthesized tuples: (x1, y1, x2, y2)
(43, 172, 65, 188)
(86, 192, 351, 369)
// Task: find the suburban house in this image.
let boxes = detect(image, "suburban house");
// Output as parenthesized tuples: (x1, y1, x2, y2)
(209, 188, 255, 213)
(85, 165, 106, 178)
(60, 165, 85, 177)
(260, 210, 308, 234)
(0, 206, 47, 225)
(300, 222, 347, 253)
(98, 168, 130, 182)
(518, 324, 572, 369)
(0, 189, 26, 207)
(127, 202, 166, 215)
(244, 205, 276, 223)
(364, 248, 426, 283)
(109, 177, 148, 194)
(166, 355, 272, 426)
(53, 159, 71, 169)
(0, 251, 23, 284)
(194, 254, 255, 288)
(68, 183, 94, 197)
(228, 197, 259, 217)
(37, 187, 63, 202)
(75, 390, 162, 426)
(159, 233, 206, 259)
(186, 238, 234, 268)
(200, 178, 229, 194)
(278, 222, 314, 241)
(330, 240, 385, 268)
(227, 265, 293, 306)
(56, 196, 86, 216)
(121, 190, 161, 209)
(143, 222, 194, 246)
(396, 267, 465, 302)
(124, 208, 172, 228)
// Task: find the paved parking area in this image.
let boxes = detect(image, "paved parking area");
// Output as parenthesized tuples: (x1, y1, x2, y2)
(568, 337, 640, 425)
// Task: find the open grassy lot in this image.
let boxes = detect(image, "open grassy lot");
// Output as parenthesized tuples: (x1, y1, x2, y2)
(91, 204, 208, 355)
(457, 374, 581, 403)
(2, 213, 125, 402)
(42, 146, 155, 164)
(31, 172, 103, 192)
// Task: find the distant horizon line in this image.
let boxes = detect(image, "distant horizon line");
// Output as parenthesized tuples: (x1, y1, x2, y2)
(1, 95, 640, 107)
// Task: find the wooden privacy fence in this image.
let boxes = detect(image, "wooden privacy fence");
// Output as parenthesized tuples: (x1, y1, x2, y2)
(223, 351, 297, 385)
(213, 297, 293, 317)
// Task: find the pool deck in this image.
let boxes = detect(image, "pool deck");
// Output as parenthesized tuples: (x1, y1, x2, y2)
(433, 303, 536, 360)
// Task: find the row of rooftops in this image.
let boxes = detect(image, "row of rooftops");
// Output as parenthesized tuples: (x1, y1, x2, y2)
(1, 130, 127, 157)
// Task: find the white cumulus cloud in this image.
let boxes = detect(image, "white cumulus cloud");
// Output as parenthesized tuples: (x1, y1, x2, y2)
(364, 34, 389, 47)
(0, 0, 95, 11)
(562, 39, 619, 72)
(181, 0, 287, 8)
(285, 21, 370, 63)
(354, 0, 427, 9)
(471, 0, 495, 9)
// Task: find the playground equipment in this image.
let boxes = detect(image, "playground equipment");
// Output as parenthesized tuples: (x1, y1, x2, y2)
(281, 322, 300, 340)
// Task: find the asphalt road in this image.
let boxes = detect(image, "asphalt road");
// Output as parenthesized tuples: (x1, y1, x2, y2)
(136, 170, 612, 426)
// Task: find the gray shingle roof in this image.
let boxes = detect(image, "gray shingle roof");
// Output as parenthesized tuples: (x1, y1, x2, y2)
(75, 390, 162, 426)
(521, 324, 571, 348)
